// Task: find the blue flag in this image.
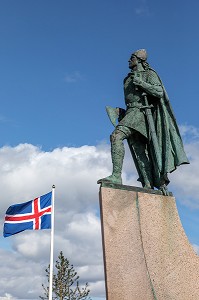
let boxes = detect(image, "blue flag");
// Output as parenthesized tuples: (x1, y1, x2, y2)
(3, 192, 52, 237)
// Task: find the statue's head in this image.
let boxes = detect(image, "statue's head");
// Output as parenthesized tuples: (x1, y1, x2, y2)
(128, 49, 147, 70)
(133, 49, 147, 61)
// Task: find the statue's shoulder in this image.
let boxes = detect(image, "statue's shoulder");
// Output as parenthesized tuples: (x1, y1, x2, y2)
(123, 72, 132, 84)
(145, 66, 158, 76)
(145, 67, 161, 84)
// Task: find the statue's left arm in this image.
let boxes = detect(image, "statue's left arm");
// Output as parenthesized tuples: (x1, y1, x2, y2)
(133, 70, 163, 98)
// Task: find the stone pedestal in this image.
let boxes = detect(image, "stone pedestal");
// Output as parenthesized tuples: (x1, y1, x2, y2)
(99, 184, 199, 300)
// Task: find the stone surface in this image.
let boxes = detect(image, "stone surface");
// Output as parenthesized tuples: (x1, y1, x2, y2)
(99, 185, 199, 300)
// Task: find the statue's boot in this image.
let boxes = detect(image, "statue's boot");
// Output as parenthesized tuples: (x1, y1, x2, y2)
(158, 174, 170, 195)
(159, 184, 169, 196)
(97, 173, 122, 185)
(132, 140, 154, 189)
(97, 136, 124, 185)
(140, 166, 153, 190)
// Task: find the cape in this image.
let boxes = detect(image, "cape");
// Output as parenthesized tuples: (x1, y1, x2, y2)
(147, 67, 189, 175)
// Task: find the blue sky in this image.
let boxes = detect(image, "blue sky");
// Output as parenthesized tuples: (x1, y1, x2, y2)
(0, 0, 199, 149)
(0, 0, 199, 299)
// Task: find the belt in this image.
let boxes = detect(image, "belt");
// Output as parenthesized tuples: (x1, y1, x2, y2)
(126, 103, 154, 110)
(126, 103, 141, 108)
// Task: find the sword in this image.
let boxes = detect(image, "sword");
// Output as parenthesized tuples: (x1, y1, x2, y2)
(142, 92, 162, 172)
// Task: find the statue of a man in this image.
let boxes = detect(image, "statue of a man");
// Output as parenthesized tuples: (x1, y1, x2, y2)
(98, 49, 189, 194)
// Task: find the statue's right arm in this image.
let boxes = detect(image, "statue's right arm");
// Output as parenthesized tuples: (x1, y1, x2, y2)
(133, 70, 164, 98)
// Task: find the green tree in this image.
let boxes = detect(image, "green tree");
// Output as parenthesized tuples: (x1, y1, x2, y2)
(40, 251, 91, 300)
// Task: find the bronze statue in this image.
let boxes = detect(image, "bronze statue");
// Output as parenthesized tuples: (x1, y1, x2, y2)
(98, 49, 189, 195)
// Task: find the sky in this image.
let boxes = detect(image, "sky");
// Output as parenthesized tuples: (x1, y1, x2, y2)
(0, 0, 199, 299)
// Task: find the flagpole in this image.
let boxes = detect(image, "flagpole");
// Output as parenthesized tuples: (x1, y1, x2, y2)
(49, 185, 55, 300)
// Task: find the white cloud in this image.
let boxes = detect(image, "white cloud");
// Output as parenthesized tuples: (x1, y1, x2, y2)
(64, 71, 84, 83)
(135, 0, 152, 16)
(169, 139, 199, 208)
(180, 124, 199, 140)
(89, 281, 106, 298)
(0, 294, 16, 300)
(0, 143, 110, 217)
(0, 143, 110, 299)
(0, 248, 43, 299)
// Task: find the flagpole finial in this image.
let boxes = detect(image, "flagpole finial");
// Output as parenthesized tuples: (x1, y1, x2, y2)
(52, 185, 55, 189)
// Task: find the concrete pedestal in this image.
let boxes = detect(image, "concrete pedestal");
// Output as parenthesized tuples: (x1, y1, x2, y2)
(99, 184, 199, 300)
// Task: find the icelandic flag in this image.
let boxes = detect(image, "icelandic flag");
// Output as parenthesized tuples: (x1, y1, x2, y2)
(3, 192, 52, 237)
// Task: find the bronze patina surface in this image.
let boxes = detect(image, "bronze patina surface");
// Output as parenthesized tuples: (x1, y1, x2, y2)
(98, 49, 189, 195)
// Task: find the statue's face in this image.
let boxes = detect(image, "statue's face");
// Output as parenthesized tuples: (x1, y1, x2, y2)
(128, 55, 138, 69)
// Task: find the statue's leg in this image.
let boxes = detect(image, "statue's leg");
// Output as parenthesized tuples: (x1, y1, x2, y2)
(130, 133, 154, 189)
(97, 128, 126, 185)
(110, 128, 126, 180)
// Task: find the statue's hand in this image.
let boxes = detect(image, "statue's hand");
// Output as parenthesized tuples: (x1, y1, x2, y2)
(133, 74, 143, 86)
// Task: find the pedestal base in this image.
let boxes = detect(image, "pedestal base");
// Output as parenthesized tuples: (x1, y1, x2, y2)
(99, 184, 199, 300)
